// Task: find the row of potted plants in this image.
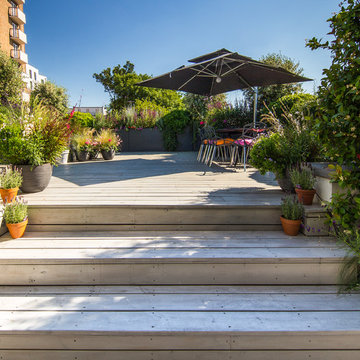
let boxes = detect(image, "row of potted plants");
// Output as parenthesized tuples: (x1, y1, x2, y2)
(0, 167, 28, 239)
(71, 128, 122, 162)
(279, 165, 317, 236)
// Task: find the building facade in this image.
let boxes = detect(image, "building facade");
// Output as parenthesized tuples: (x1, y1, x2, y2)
(0, 0, 46, 101)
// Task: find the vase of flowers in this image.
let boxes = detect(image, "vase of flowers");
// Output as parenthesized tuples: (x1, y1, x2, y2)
(0, 167, 22, 203)
(3, 197, 28, 239)
(95, 129, 122, 161)
(290, 166, 316, 205)
(280, 195, 304, 236)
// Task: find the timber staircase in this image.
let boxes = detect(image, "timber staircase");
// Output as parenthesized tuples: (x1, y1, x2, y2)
(0, 154, 359, 359)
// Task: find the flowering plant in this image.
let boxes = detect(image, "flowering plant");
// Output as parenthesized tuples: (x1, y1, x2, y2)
(289, 166, 316, 190)
(95, 129, 122, 151)
(0, 166, 22, 189)
(281, 195, 304, 220)
(71, 129, 94, 152)
(3, 196, 28, 224)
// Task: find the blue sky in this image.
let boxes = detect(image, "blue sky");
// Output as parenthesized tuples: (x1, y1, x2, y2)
(25, 0, 340, 107)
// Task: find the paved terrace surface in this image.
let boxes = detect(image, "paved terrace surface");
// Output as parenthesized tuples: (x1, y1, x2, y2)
(22, 152, 282, 206)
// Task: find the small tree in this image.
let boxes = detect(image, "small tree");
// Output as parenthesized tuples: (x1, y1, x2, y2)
(244, 53, 304, 113)
(0, 48, 24, 106)
(93, 61, 184, 111)
(30, 81, 68, 114)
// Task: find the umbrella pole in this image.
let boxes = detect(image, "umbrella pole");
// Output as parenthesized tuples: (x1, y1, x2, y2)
(253, 87, 258, 127)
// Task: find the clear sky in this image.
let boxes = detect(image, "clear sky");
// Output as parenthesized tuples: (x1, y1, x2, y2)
(25, 0, 340, 107)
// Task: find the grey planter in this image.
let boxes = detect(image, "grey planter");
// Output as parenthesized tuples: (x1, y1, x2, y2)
(17, 163, 53, 193)
(117, 127, 193, 152)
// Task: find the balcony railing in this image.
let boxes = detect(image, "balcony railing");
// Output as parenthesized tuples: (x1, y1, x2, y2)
(10, 49, 28, 65)
(8, 7, 26, 25)
(9, 28, 27, 45)
(13, 0, 25, 5)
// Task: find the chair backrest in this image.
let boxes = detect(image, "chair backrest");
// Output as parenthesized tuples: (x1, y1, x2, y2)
(199, 126, 217, 140)
(242, 122, 267, 139)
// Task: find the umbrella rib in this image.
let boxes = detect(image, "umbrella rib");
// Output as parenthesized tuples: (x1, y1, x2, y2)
(221, 62, 247, 77)
(178, 60, 217, 90)
(223, 61, 254, 90)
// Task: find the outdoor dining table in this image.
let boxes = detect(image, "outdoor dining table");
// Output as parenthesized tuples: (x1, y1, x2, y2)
(216, 127, 267, 139)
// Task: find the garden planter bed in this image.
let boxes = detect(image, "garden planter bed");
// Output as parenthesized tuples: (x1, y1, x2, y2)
(117, 128, 194, 152)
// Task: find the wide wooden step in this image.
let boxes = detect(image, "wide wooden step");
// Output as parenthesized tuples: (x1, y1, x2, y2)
(0, 285, 358, 358)
(0, 231, 348, 285)
(26, 204, 282, 231)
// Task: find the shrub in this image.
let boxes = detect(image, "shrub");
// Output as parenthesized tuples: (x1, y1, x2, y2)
(67, 112, 94, 130)
(281, 195, 304, 220)
(157, 110, 192, 151)
(71, 128, 94, 152)
(0, 167, 22, 189)
(0, 101, 72, 166)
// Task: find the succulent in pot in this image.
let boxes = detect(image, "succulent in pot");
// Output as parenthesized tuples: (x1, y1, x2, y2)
(280, 195, 304, 236)
(0, 166, 23, 203)
(290, 166, 316, 205)
(3, 197, 28, 239)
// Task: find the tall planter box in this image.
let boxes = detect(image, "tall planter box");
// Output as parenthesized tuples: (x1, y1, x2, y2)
(117, 128, 194, 152)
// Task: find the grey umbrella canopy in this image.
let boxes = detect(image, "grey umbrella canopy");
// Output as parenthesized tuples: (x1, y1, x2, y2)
(137, 49, 311, 96)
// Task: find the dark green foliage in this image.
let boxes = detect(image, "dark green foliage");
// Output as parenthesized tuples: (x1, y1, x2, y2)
(157, 110, 192, 151)
(0, 49, 24, 106)
(93, 61, 183, 111)
(244, 53, 305, 113)
(30, 81, 68, 115)
(306, 0, 360, 285)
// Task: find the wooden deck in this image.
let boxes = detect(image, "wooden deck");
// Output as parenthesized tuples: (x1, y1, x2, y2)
(0, 152, 359, 358)
(23, 152, 282, 206)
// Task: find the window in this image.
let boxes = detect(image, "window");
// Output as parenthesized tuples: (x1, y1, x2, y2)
(34, 72, 37, 81)
(29, 70, 32, 78)
(30, 81, 33, 90)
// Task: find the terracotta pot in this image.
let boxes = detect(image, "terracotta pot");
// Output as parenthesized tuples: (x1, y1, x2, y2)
(6, 218, 28, 239)
(77, 150, 90, 162)
(16, 164, 53, 194)
(280, 216, 301, 236)
(101, 149, 115, 160)
(295, 188, 316, 205)
(0, 187, 19, 203)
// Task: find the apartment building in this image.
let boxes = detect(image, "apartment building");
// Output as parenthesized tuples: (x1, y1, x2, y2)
(0, 0, 46, 101)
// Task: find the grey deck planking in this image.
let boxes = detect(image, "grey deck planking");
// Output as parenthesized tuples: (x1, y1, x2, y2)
(0, 293, 359, 311)
(0, 310, 360, 332)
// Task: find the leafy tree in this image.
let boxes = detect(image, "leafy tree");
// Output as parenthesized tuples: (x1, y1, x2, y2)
(306, 0, 360, 285)
(93, 61, 183, 111)
(30, 81, 68, 114)
(244, 53, 304, 112)
(0, 48, 24, 106)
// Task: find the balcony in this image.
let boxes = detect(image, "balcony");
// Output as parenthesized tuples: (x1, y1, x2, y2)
(8, 7, 26, 25)
(9, 28, 27, 45)
(10, 49, 28, 65)
(13, 0, 26, 5)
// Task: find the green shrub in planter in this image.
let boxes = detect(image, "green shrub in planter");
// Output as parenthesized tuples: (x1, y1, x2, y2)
(157, 110, 191, 151)
(289, 167, 316, 190)
(3, 197, 28, 224)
